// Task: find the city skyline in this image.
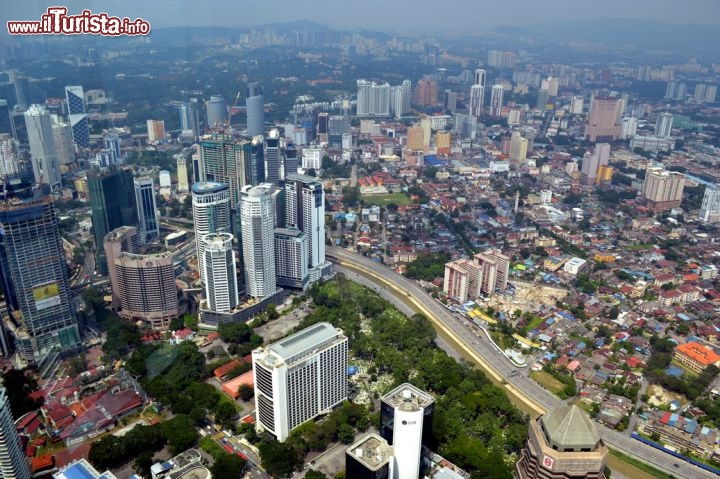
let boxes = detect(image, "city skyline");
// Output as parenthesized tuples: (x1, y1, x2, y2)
(2, 0, 720, 35)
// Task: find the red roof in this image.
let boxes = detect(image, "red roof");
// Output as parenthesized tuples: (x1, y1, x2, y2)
(214, 359, 243, 379)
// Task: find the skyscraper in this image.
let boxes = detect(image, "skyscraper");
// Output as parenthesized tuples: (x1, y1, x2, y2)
(413, 78, 438, 106)
(581, 143, 611, 185)
(0, 387, 31, 479)
(0, 197, 80, 363)
(469, 84, 484, 118)
(585, 97, 622, 142)
(641, 167, 686, 213)
(490, 84, 504, 117)
(179, 98, 201, 137)
(24, 105, 61, 187)
(134, 177, 159, 243)
(390, 80, 412, 118)
(356, 80, 390, 116)
(246, 82, 265, 137)
(240, 184, 276, 299)
(264, 128, 281, 185)
(202, 233, 239, 313)
(176, 155, 189, 193)
(274, 227, 308, 290)
(283, 143, 298, 180)
(146, 120, 165, 144)
(12, 72, 31, 110)
(51, 117, 75, 169)
(191, 181, 231, 285)
(252, 322, 348, 442)
(515, 405, 607, 479)
(443, 90, 457, 113)
(104, 226, 177, 330)
(197, 133, 258, 208)
(64, 86, 90, 147)
(103, 132, 121, 163)
(206, 95, 227, 130)
(0, 100, 11, 136)
(379, 384, 434, 479)
(87, 168, 138, 274)
(654, 112, 673, 137)
(509, 131, 528, 163)
(699, 185, 720, 224)
(285, 174, 325, 271)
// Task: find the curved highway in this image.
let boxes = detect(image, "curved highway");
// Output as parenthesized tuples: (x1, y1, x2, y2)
(327, 246, 716, 479)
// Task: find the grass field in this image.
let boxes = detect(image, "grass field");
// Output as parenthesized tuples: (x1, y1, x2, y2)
(361, 192, 410, 206)
(529, 370, 566, 395)
(609, 449, 677, 479)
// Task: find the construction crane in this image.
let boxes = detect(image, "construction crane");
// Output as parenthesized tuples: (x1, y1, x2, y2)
(226, 91, 242, 129)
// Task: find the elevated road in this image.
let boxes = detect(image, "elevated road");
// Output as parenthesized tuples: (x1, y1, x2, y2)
(327, 246, 716, 479)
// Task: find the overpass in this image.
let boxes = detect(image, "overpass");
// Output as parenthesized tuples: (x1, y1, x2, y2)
(326, 246, 716, 479)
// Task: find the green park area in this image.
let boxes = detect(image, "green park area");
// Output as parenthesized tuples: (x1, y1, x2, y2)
(361, 192, 410, 206)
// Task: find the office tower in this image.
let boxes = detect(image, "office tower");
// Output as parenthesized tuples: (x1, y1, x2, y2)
(206, 95, 227, 130)
(103, 132, 121, 163)
(316, 112, 329, 143)
(274, 227, 308, 290)
(176, 155, 189, 192)
(146, 120, 165, 144)
(246, 82, 265, 137)
(655, 112, 673, 137)
(87, 168, 138, 275)
(192, 181, 231, 285)
(134, 177, 159, 243)
(252, 322, 348, 442)
(104, 226, 177, 330)
(51, 117, 75, 168)
(0, 197, 80, 363)
(0, 135, 24, 178)
(413, 78, 438, 106)
(584, 97, 621, 142)
(356, 80, 390, 116)
(443, 90, 457, 113)
(509, 132, 528, 163)
(12, 73, 31, 110)
(473, 249, 510, 295)
(202, 233, 238, 313)
(0, 388, 31, 479)
(423, 43, 439, 66)
(641, 166, 686, 213)
(389, 80, 412, 119)
(570, 96, 584, 114)
(0, 100, 11, 135)
(620, 116, 638, 140)
(197, 133, 264, 207)
(490, 84, 504, 116)
(240, 184, 276, 299)
(699, 184, 720, 224)
(515, 405, 607, 479)
(704, 85, 717, 103)
(64, 86, 89, 147)
(453, 113, 477, 140)
(285, 174, 325, 270)
(380, 384, 434, 479)
(284, 143, 298, 179)
(536, 88, 549, 110)
(580, 143, 610, 185)
(179, 98, 201, 137)
(346, 433, 394, 479)
(24, 105, 61, 187)
(264, 128, 281, 185)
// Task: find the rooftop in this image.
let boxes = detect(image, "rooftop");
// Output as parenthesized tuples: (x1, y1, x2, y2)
(381, 383, 434, 412)
(346, 433, 393, 471)
(539, 404, 601, 451)
(675, 342, 720, 365)
(53, 459, 117, 479)
(265, 322, 344, 364)
(191, 181, 228, 194)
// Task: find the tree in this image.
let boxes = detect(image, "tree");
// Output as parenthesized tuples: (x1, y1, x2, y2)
(210, 454, 246, 479)
(214, 401, 237, 429)
(134, 451, 154, 479)
(258, 440, 304, 477)
(169, 316, 185, 331)
(161, 415, 199, 454)
(306, 471, 326, 479)
(238, 384, 254, 401)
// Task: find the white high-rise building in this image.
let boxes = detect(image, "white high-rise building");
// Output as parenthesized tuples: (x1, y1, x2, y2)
(0, 388, 31, 479)
(699, 184, 720, 224)
(570, 96, 584, 114)
(285, 174, 325, 270)
(620, 116, 638, 140)
(356, 80, 390, 116)
(380, 384, 435, 479)
(202, 233, 238, 312)
(252, 322, 348, 442)
(390, 80, 412, 118)
(490, 84, 504, 116)
(50, 117, 75, 167)
(134, 177, 159, 244)
(655, 112, 673, 137)
(469, 84, 484, 118)
(192, 182, 231, 285)
(274, 227, 308, 290)
(240, 183, 276, 299)
(176, 155, 189, 193)
(301, 147, 323, 170)
(474, 68, 486, 87)
(581, 143, 611, 185)
(24, 104, 61, 187)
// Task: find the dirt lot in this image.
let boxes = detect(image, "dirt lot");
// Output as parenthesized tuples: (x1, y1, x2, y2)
(487, 280, 568, 316)
(254, 304, 311, 343)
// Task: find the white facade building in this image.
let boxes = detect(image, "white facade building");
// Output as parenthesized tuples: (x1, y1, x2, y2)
(285, 174, 326, 270)
(274, 227, 308, 290)
(202, 233, 238, 313)
(252, 322, 348, 442)
(301, 147, 323, 170)
(699, 184, 720, 224)
(24, 104, 61, 187)
(240, 183, 277, 299)
(192, 182, 231, 285)
(0, 388, 31, 479)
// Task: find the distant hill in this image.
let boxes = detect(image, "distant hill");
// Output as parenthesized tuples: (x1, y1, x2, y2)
(521, 18, 720, 53)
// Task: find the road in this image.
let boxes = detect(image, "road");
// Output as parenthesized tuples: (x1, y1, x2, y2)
(326, 246, 716, 479)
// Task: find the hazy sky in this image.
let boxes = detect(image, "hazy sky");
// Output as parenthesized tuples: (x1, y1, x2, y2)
(3, 0, 720, 32)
